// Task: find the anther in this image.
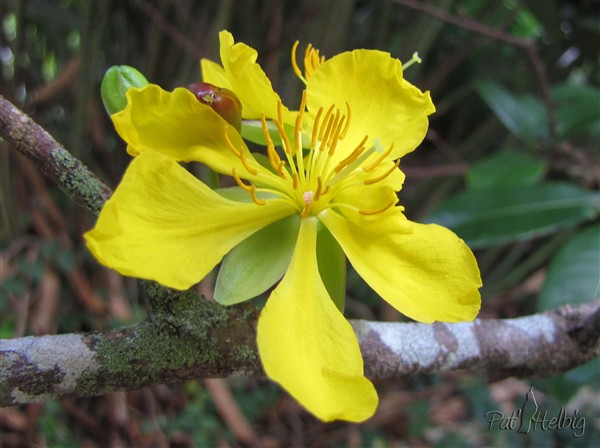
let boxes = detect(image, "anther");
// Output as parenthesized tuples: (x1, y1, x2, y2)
(232, 169, 266, 206)
(311, 107, 324, 149)
(319, 105, 336, 142)
(291, 41, 306, 83)
(224, 126, 257, 175)
(359, 199, 396, 216)
(339, 102, 351, 139)
(334, 135, 368, 173)
(364, 159, 400, 185)
(363, 142, 394, 172)
(314, 177, 324, 201)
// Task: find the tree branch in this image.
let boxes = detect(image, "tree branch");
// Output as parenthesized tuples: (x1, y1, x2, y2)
(1, 295, 598, 406)
(1, 96, 597, 408)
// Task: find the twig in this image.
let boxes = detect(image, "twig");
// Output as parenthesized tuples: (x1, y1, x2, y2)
(0, 95, 112, 217)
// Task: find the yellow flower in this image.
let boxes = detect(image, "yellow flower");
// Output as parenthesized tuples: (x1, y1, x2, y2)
(85, 31, 482, 422)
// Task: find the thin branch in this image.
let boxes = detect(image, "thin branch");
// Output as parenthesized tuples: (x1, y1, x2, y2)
(396, 0, 557, 141)
(0, 96, 111, 216)
(1, 297, 598, 406)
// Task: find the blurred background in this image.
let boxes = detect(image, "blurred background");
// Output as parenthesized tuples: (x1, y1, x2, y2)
(1, 0, 599, 446)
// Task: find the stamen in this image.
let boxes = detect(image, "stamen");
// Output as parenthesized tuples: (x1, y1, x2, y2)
(291, 41, 307, 84)
(318, 105, 336, 142)
(301, 203, 311, 219)
(232, 168, 266, 206)
(402, 52, 422, 71)
(224, 126, 242, 158)
(334, 135, 369, 173)
(277, 101, 283, 124)
(314, 177, 324, 201)
(274, 118, 293, 155)
(224, 126, 257, 175)
(363, 142, 394, 172)
(304, 44, 314, 78)
(292, 173, 299, 189)
(311, 107, 324, 149)
(327, 112, 345, 155)
(359, 199, 396, 216)
(294, 91, 307, 154)
(339, 102, 351, 139)
(364, 159, 400, 185)
(232, 168, 252, 192)
(319, 109, 337, 150)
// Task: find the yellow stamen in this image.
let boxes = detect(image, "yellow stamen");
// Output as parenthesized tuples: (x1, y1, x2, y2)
(339, 102, 351, 139)
(327, 112, 345, 156)
(232, 168, 266, 206)
(364, 159, 400, 185)
(274, 118, 293, 155)
(291, 41, 306, 83)
(359, 199, 396, 216)
(224, 127, 257, 175)
(319, 105, 335, 142)
(314, 177, 324, 201)
(292, 172, 299, 189)
(311, 107, 324, 149)
(363, 143, 394, 172)
(294, 91, 307, 154)
(224, 126, 242, 158)
(334, 135, 368, 173)
(319, 110, 337, 151)
(301, 203, 311, 219)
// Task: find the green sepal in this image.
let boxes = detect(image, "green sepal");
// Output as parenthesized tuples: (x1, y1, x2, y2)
(101, 65, 149, 115)
(241, 119, 283, 146)
(214, 215, 300, 305)
(316, 221, 347, 312)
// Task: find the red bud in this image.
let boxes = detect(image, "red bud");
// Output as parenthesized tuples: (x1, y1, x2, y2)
(187, 82, 242, 132)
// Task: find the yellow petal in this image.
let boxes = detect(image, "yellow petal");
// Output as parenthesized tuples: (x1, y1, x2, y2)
(217, 30, 293, 122)
(306, 50, 435, 161)
(200, 58, 230, 89)
(85, 151, 294, 290)
(319, 210, 481, 323)
(111, 84, 260, 176)
(257, 217, 378, 422)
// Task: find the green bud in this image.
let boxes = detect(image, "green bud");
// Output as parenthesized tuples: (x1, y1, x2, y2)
(101, 65, 149, 115)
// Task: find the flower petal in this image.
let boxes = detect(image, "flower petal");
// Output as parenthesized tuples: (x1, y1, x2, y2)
(215, 30, 292, 121)
(319, 210, 481, 323)
(306, 50, 435, 161)
(111, 84, 255, 176)
(85, 151, 295, 290)
(257, 217, 378, 422)
(200, 58, 230, 89)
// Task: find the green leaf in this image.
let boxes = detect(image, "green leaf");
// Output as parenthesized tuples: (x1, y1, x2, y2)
(477, 81, 549, 143)
(538, 224, 600, 311)
(553, 84, 600, 140)
(426, 182, 600, 248)
(214, 215, 300, 305)
(467, 149, 546, 189)
(317, 221, 346, 312)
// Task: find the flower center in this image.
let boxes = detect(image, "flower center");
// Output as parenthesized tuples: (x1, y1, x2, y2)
(223, 91, 400, 219)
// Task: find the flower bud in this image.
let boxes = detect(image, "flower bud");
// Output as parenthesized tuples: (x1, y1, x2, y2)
(101, 65, 149, 115)
(187, 82, 242, 132)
